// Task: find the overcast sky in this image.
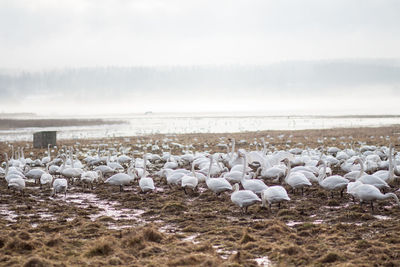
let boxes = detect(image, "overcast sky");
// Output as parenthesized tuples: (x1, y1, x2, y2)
(0, 0, 399, 115)
(1, 0, 400, 69)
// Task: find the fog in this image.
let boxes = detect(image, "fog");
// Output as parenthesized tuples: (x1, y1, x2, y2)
(0, 1, 400, 115)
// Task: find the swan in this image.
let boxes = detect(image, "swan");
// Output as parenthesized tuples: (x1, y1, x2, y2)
(60, 154, 83, 183)
(239, 151, 268, 195)
(80, 170, 102, 190)
(353, 183, 400, 211)
(105, 167, 136, 192)
(318, 161, 349, 198)
(230, 183, 261, 213)
(41, 144, 52, 165)
(8, 177, 25, 194)
(40, 163, 53, 189)
(181, 162, 199, 194)
(205, 155, 232, 196)
(353, 158, 390, 190)
(25, 168, 46, 184)
(138, 154, 155, 193)
(282, 158, 311, 195)
(4, 153, 26, 182)
(255, 165, 286, 182)
(190, 162, 206, 183)
(52, 178, 68, 197)
(261, 186, 290, 210)
(372, 144, 395, 183)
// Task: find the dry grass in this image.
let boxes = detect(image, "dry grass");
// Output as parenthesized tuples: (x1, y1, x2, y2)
(1, 126, 400, 266)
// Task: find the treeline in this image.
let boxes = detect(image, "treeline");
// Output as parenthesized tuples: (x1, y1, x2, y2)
(1, 59, 399, 99)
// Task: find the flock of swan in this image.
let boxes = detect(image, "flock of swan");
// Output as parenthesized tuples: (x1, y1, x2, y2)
(1, 138, 400, 214)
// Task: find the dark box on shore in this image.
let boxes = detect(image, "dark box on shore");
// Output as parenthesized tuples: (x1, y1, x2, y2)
(33, 131, 56, 148)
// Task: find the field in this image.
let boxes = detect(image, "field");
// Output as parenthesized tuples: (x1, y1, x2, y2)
(1, 126, 400, 266)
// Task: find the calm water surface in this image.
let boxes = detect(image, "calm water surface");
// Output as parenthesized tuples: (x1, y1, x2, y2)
(1, 113, 399, 141)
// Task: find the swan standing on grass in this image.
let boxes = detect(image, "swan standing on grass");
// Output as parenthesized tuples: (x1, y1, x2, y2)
(282, 158, 311, 195)
(372, 144, 395, 183)
(181, 162, 199, 194)
(353, 183, 400, 211)
(353, 158, 390, 190)
(40, 163, 53, 189)
(231, 183, 261, 214)
(139, 154, 155, 193)
(80, 170, 102, 190)
(206, 155, 232, 196)
(105, 167, 137, 192)
(239, 151, 268, 195)
(318, 161, 349, 198)
(261, 186, 290, 210)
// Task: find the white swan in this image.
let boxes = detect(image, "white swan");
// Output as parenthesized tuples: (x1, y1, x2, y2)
(372, 144, 395, 183)
(25, 168, 45, 184)
(283, 158, 311, 195)
(205, 155, 232, 196)
(318, 161, 349, 198)
(181, 162, 199, 194)
(40, 163, 53, 189)
(139, 154, 155, 193)
(52, 178, 68, 197)
(239, 151, 268, 195)
(353, 183, 400, 211)
(261, 186, 290, 210)
(353, 158, 390, 190)
(8, 176, 25, 194)
(105, 167, 136, 192)
(80, 170, 102, 190)
(230, 183, 261, 213)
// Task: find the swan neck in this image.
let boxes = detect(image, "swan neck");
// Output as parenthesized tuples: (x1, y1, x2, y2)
(388, 145, 394, 178)
(207, 156, 213, 180)
(231, 139, 236, 158)
(241, 154, 247, 181)
(261, 191, 266, 207)
(284, 160, 291, 182)
(356, 158, 364, 179)
(318, 161, 327, 183)
(143, 154, 147, 177)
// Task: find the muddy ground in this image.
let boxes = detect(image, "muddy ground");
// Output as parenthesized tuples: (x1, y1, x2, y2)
(1, 126, 400, 266)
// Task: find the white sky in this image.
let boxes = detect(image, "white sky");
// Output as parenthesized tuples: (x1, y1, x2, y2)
(0, 0, 400, 115)
(1, 0, 400, 70)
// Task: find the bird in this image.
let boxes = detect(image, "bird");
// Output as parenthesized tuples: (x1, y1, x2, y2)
(317, 160, 349, 198)
(282, 158, 311, 195)
(105, 167, 136, 192)
(52, 178, 68, 197)
(239, 151, 268, 195)
(205, 155, 232, 196)
(353, 158, 390, 190)
(139, 154, 155, 193)
(353, 183, 400, 211)
(8, 177, 26, 195)
(261, 186, 290, 210)
(230, 183, 261, 214)
(40, 163, 53, 189)
(181, 162, 199, 194)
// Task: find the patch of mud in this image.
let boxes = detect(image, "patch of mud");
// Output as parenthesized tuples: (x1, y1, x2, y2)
(0, 204, 18, 222)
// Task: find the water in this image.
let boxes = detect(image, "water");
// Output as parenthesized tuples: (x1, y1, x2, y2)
(2, 112, 400, 141)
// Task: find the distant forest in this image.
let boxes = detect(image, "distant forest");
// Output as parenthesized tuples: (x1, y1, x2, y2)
(1, 59, 399, 100)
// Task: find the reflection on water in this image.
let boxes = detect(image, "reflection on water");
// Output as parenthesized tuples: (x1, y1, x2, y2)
(1, 113, 400, 141)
